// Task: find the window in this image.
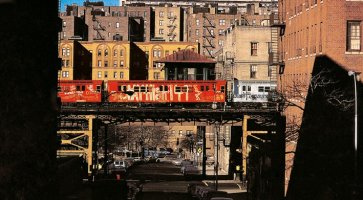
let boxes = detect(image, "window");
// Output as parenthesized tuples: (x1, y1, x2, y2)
(113, 60, 117, 67)
(116, 22, 120, 28)
(113, 49, 117, 56)
(153, 49, 161, 57)
(120, 50, 124, 56)
(221, 86, 225, 93)
(153, 72, 160, 80)
(97, 60, 102, 67)
(218, 40, 224, 47)
(120, 60, 124, 67)
(347, 21, 361, 51)
(159, 20, 163, 26)
(196, 29, 199, 36)
(159, 11, 164, 17)
(219, 29, 224, 35)
(113, 72, 117, 78)
(98, 50, 102, 56)
(104, 71, 108, 78)
(62, 71, 69, 78)
(66, 48, 70, 56)
(251, 42, 258, 56)
(159, 29, 164, 35)
(250, 65, 257, 78)
(63, 21, 66, 27)
(258, 86, 264, 92)
(219, 19, 225, 26)
(196, 19, 200, 26)
(104, 49, 108, 56)
(97, 71, 102, 78)
(62, 48, 66, 56)
(65, 60, 70, 67)
(104, 61, 108, 67)
(120, 72, 124, 79)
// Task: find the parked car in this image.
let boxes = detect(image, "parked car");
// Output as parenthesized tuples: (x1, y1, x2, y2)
(113, 160, 127, 169)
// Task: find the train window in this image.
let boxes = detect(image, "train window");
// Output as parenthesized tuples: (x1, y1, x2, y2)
(188, 86, 193, 92)
(175, 86, 181, 93)
(140, 86, 146, 92)
(182, 87, 188, 92)
(221, 86, 225, 93)
(118, 86, 122, 91)
(201, 86, 204, 91)
(248, 86, 251, 91)
(96, 85, 101, 92)
(147, 87, 152, 92)
(159, 85, 163, 91)
(76, 86, 81, 91)
(265, 87, 270, 92)
(82, 86, 85, 91)
(164, 86, 168, 91)
(258, 86, 264, 92)
(134, 86, 140, 92)
(242, 86, 246, 91)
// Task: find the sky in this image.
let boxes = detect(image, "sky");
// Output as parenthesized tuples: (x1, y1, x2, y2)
(60, 0, 120, 11)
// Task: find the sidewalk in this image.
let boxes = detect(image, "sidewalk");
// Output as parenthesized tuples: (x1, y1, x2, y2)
(197, 165, 247, 194)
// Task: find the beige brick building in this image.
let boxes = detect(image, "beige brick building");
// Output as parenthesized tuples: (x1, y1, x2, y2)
(154, 5, 183, 42)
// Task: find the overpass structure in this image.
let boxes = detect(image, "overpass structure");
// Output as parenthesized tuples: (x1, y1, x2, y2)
(57, 105, 285, 198)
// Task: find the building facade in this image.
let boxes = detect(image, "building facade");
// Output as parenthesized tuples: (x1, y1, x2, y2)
(154, 5, 183, 42)
(80, 41, 132, 81)
(278, 0, 363, 194)
(219, 25, 278, 99)
(134, 42, 199, 80)
(62, 4, 152, 42)
(59, 41, 92, 80)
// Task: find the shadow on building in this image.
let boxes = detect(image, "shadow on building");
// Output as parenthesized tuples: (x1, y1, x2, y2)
(286, 55, 363, 199)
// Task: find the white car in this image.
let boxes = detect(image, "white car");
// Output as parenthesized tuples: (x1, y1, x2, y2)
(113, 160, 127, 169)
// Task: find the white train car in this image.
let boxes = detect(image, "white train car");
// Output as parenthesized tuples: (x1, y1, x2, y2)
(232, 80, 276, 103)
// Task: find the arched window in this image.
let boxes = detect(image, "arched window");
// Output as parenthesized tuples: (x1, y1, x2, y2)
(104, 49, 108, 56)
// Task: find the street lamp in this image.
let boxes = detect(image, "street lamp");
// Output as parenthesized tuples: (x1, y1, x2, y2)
(348, 70, 360, 183)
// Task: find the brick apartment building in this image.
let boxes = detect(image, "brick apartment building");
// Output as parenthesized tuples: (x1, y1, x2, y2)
(154, 5, 183, 42)
(279, 0, 363, 105)
(277, 0, 363, 194)
(61, 3, 152, 42)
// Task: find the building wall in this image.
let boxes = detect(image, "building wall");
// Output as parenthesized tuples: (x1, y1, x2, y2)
(279, 0, 363, 194)
(186, 11, 242, 58)
(222, 26, 276, 85)
(134, 42, 198, 80)
(64, 5, 152, 42)
(154, 6, 183, 42)
(80, 41, 131, 81)
(59, 41, 74, 80)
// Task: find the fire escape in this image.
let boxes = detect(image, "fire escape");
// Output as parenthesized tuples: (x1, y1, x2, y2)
(269, 12, 286, 75)
(92, 9, 106, 40)
(202, 13, 215, 58)
(167, 14, 177, 41)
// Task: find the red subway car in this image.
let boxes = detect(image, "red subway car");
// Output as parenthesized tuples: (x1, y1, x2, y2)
(57, 80, 103, 103)
(107, 80, 226, 103)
